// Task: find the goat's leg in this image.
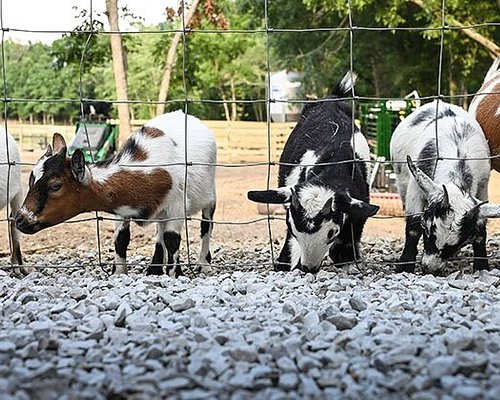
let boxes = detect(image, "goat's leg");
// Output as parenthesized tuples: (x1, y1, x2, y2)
(197, 202, 216, 274)
(472, 221, 489, 272)
(156, 219, 183, 278)
(147, 221, 166, 275)
(274, 230, 296, 271)
(10, 191, 28, 276)
(329, 222, 362, 265)
(397, 215, 422, 273)
(113, 218, 130, 274)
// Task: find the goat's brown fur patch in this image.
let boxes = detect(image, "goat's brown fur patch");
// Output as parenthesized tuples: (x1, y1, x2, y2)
(475, 81, 500, 171)
(131, 146, 148, 161)
(95, 169, 172, 218)
(142, 126, 165, 138)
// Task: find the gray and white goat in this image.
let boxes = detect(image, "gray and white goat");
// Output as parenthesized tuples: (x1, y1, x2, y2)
(391, 100, 500, 274)
(1, 127, 25, 273)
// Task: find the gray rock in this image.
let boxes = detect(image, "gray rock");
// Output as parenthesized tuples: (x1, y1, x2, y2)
(452, 385, 483, 399)
(296, 354, 322, 372)
(303, 311, 320, 329)
(349, 297, 368, 312)
(114, 302, 130, 327)
(0, 341, 15, 353)
(276, 356, 297, 372)
(146, 344, 164, 359)
(328, 315, 358, 330)
(180, 389, 215, 399)
(228, 347, 257, 363)
(427, 356, 459, 379)
(159, 377, 193, 391)
(68, 288, 86, 301)
(278, 372, 298, 390)
(170, 298, 195, 312)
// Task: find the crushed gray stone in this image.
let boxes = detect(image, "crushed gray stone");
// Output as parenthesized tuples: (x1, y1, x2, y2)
(0, 238, 500, 398)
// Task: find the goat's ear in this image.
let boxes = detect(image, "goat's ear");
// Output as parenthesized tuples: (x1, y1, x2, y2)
(479, 203, 500, 219)
(44, 144, 53, 158)
(52, 133, 67, 154)
(336, 192, 379, 219)
(71, 150, 87, 183)
(407, 155, 440, 196)
(248, 187, 292, 204)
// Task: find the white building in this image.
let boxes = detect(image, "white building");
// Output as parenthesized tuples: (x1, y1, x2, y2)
(270, 70, 302, 122)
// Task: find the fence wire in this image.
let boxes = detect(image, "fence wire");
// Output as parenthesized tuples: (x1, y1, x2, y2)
(1, 0, 499, 273)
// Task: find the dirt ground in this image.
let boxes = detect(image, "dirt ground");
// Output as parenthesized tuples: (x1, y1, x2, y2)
(3, 148, 500, 264)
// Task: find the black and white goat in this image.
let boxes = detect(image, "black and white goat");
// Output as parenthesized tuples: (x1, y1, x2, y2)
(248, 72, 379, 273)
(15, 110, 217, 277)
(391, 100, 500, 274)
(1, 127, 25, 274)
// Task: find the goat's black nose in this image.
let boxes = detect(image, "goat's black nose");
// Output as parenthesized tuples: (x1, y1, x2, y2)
(15, 212, 31, 233)
(298, 264, 321, 274)
(14, 212, 24, 227)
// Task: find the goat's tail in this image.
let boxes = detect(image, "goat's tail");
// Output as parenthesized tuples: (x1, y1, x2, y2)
(332, 71, 358, 97)
(483, 57, 500, 83)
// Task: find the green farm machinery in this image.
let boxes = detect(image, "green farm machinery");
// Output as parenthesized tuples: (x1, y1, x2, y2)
(359, 96, 418, 191)
(68, 102, 117, 163)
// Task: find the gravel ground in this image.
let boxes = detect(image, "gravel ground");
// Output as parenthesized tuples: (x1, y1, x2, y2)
(1, 237, 500, 399)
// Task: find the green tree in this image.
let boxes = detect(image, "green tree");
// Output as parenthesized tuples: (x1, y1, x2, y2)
(156, 0, 268, 120)
(1, 40, 83, 122)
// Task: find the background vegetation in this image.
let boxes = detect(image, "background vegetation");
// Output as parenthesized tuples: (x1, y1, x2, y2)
(0, 0, 498, 123)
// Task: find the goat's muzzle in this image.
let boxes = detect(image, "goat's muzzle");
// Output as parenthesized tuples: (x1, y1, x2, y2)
(297, 262, 321, 274)
(15, 211, 41, 234)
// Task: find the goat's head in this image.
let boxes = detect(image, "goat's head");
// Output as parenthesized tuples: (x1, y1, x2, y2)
(406, 155, 498, 273)
(15, 133, 89, 234)
(248, 184, 379, 273)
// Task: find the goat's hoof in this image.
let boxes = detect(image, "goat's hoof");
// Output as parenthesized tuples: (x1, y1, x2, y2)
(112, 265, 128, 275)
(166, 265, 183, 278)
(175, 265, 184, 277)
(196, 264, 211, 275)
(395, 261, 415, 274)
(12, 266, 31, 277)
(473, 262, 490, 272)
(147, 266, 164, 275)
(274, 262, 291, 272)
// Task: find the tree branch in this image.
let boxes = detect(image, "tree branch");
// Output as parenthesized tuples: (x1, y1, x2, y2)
(409, 0, 500, 58)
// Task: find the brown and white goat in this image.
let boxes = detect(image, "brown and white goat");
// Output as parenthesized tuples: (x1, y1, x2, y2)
(15, 110, 217, 277)
(469, 57, 500, 172)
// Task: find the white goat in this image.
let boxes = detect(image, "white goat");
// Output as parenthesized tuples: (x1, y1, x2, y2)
(16, 110, 217, 277)
(0, 127, 25, 273)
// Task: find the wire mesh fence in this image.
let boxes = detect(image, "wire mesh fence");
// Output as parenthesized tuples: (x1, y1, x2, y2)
(1, 0, 499, 274)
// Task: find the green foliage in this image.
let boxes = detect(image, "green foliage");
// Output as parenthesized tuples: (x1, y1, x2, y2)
(0, 0, 498, 123)
(0, 40, 80, 121)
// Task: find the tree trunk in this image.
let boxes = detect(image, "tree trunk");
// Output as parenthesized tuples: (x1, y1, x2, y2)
(230, 77, 237, 121)
(221, 92, 231, 122)
(156, 0, 201, 116)
(371, 56, 381, 98)
(410, 0, 500, 57)
(105, 0, 131, 144)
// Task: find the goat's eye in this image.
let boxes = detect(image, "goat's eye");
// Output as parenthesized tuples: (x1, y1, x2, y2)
(327, 227, 338, 242)
(49, 184, 62, 192)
